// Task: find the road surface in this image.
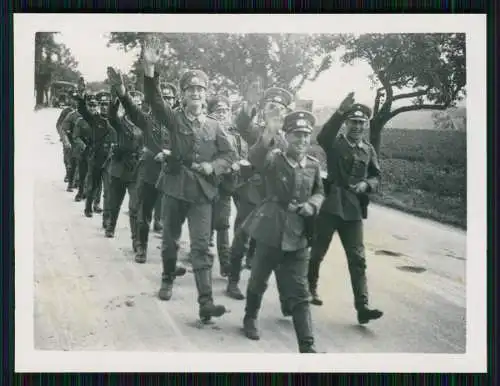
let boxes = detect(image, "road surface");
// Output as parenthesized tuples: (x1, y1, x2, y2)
(31, 108, 466, 353)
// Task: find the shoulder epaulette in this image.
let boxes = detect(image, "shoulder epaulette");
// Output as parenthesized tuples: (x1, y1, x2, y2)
(306, 154, 320, 163)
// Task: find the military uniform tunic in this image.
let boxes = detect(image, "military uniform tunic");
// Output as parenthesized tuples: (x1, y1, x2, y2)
(309, 109, 381, 311)
(143, 72, 236, 277)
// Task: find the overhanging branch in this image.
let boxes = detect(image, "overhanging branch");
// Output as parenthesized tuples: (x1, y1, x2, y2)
(392, 87, 431, 101)
(388, 103, 449, 120)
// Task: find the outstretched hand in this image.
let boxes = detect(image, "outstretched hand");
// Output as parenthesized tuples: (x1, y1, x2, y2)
(338, 91, 355, 114)
(107, 67, 126, 97)
(142, 34, 162, 65)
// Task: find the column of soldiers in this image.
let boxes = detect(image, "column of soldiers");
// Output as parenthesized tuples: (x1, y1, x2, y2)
(54, 35, 383, 353)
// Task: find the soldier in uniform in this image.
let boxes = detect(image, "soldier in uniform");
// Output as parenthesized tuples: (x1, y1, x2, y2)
(206, 95, 247, 278)
(307, 94, 384, 325)
(96, 91, 114, 224)
(57, 102, 81, 191)
(152, 82, 178, 233)
(72, 94, 96, 203)
(106, 67, 186, 283)
(76, 90, 116, 218)
(225, 86, 292, 301)
(142, 36, 236, 323)
(103, 89, 143, 244)
(56, 98, 77, 183)
(240, 110, 324, 353)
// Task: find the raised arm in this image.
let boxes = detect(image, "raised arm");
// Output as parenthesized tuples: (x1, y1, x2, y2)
(141, 36, 176, 131)
(316, 92, 355, 150)
(107, 67, 152, 133)
(107, 97, 122, 131)
(143, 72, 176, 131)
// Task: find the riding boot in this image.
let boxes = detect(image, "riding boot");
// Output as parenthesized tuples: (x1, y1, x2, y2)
(194, 269, 227, 323)
(292, 302, 317, 353)
(308, 260, 323, 306)
(242, 291, 263, 340)
(217, 229, 231, 277)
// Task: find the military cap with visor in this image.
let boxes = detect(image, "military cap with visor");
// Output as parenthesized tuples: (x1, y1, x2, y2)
(179, 70, 209, 91)
(262, 87, 293, 108)
(96, 91, 112, 104)
(345, 103, 372, 122)
(283, 110, 316, 134)
(160, 82, 178, 97)
(207, 95, 231, 114)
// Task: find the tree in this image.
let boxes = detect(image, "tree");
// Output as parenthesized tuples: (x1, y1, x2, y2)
(34, 32, 81, 108)
(107, 32, 341, 98)
(333, 33, 466, 153)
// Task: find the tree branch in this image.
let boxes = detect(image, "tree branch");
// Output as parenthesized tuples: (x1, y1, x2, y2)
(392, 87, 431, 101)
(388, 103, 449, 120)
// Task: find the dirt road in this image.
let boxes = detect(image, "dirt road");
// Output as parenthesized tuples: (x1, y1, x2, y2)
(31, 108, 466, 353)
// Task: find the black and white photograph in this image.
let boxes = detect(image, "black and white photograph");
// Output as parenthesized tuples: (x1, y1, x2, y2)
(15, 14, 486, 372)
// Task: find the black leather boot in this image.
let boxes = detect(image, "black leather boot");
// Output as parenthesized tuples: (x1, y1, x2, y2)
(226, 280, 245, 300)
(357, 307, 383, 324)
(292, 302, 318, 353)
(194, 269, 227, 323)
(308, 260, 323, 306)
(242, 291, 262, 340)
(158, 273, 174, 301)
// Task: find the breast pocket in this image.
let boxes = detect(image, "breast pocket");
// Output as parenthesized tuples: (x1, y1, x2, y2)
(351, 153, 369, 180)
(195, 129, 217, 162)
(298, 168, 317, 199)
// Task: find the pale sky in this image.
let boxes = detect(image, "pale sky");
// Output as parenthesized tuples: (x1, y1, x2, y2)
(54, 31, 380, 108)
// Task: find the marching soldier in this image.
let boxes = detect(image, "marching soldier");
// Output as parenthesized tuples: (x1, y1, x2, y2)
(152, 81, 178, 233)
(106, 67, 186, 285)
(72, 97, 94, 203)
(307, 93, 384, 325)
(225, 86, 292, 301)
(241, 110, 324, 353)
(206, 95, 247, 278)
(103, 89, 142, 243)
(96, 91, 114, 223)
(56, 98, 77, 183)
(58, 99, 82, 192)
(142, 36, 237, 323)
(76, 91, 116, 218)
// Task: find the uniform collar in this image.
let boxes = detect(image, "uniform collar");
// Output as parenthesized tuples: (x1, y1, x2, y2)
(342, 133, 365, 150)
(283, 153, 307, 169)
(183, 108, 206, 125)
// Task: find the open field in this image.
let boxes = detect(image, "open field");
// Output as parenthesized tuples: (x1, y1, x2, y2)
(310, 128, 467, 229)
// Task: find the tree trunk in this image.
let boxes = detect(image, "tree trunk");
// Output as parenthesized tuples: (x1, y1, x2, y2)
(369, 118, 385, 156)
(35, 83, 45, 107)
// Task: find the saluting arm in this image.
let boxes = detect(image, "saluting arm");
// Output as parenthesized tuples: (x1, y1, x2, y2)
(143, 71, 176, 132)
(118, 92, 151, 134)
(316, 110, 345, 150)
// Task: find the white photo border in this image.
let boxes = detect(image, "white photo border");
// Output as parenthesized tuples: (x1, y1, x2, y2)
(14, 13, 487, 373)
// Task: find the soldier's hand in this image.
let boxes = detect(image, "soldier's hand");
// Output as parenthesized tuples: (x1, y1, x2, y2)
(142, 34, 162, 65)
(337, 91, 355, 115)
(351, 181, 369, 194)
(107, 67, 126, 97)
(198, 162, 214, 176)
(244, 77, 262, 107)
(154, 152, 166, 162)
(231, 162, 241, 172)
(297, 202, 315, 217)
(63, 142, 72, 150)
